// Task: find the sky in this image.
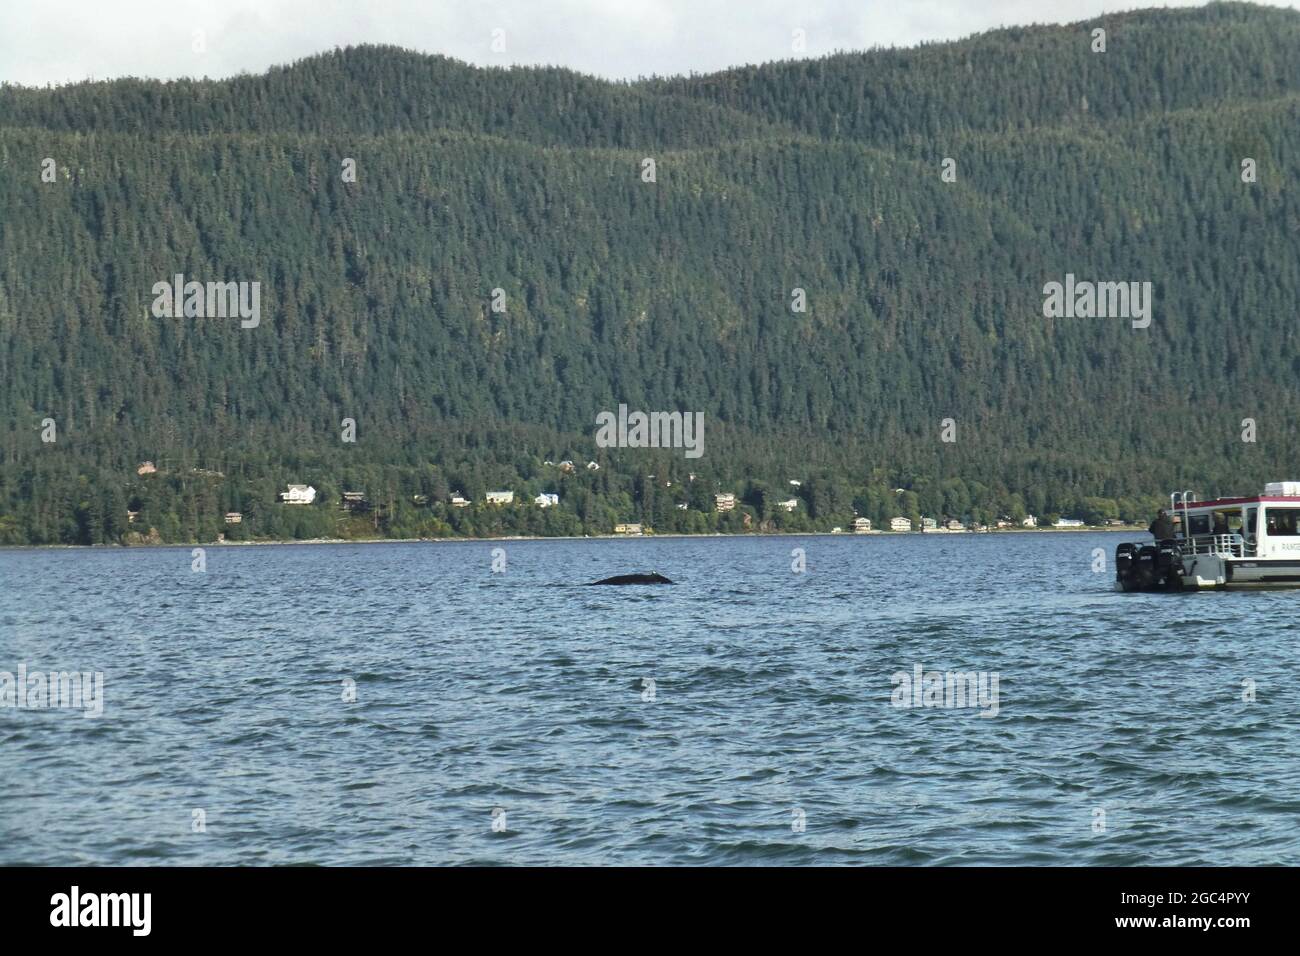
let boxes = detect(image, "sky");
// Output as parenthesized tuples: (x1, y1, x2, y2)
(3, 0, 1298, 87)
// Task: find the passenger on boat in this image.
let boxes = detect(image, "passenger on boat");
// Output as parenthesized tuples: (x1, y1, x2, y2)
(1213, 513, 1229, 536)
(1149, 509, 1175, 540)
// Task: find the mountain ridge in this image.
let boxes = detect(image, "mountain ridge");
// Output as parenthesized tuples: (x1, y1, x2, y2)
(1, 2, 1297, 544)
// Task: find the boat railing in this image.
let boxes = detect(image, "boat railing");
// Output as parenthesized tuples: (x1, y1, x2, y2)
(1180, 532, 1248, 558)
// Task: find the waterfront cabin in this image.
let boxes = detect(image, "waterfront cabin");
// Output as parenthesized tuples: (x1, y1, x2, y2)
(279, 484, 316, 505)
(341, 491, 368, 511)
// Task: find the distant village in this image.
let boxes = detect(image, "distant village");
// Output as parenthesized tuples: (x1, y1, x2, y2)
(127, 459, 1130, 540)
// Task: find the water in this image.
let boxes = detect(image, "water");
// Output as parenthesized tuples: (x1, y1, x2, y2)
(2, 533, 1297, 866)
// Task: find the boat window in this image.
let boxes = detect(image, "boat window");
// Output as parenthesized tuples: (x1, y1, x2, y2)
(1264, 508, 1300, 536)
(1187, 514, 1211, 536)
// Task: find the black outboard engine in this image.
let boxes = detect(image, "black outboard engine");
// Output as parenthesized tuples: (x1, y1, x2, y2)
(1135, 544, 1159, 590)
(1115, 542, 1138, 589)
(1117, 539, 1183, 591)
(1155, 540, 1183, 590)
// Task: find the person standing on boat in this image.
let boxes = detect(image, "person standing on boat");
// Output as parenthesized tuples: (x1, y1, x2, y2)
(1149, 509, 1175, 541)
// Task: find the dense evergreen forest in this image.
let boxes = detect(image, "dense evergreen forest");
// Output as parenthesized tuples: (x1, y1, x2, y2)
(2, 2, 1299, 545)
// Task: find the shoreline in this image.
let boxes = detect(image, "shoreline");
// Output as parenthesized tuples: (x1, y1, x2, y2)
(0, 526, 1146, 551)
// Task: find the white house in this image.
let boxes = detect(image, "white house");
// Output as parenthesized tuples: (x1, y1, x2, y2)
(1054, 518, 1085, 528)
(1022, 515, 1038, 528)
(946, 519, 965, 531)
(890, 516, 912, 532)
(224, 512, 243, 524)
(715, 493, 736, 512)
(586, 461, 600, 471)
(535, 493, 559, 508)
(921, 517, 938, 531)
(614, 522, 643, 535)
(279, 484, 316, 505)
(853, 517, 872, 532)
(485, 491, 514, 505)
(777, 498, 799, 512)
(450, 493, 471, 508)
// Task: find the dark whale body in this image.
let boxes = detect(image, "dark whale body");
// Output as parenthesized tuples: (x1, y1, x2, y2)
(588, 572, 675, 586)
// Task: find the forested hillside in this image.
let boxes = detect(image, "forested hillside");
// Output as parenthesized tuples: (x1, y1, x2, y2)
(2, 2, 1298, 544)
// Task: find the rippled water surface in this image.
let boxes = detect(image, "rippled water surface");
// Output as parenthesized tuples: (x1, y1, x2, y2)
(2, 533, 1298, 865)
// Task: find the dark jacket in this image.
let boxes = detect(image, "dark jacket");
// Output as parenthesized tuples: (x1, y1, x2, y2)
(1149, 514, 1175, 540)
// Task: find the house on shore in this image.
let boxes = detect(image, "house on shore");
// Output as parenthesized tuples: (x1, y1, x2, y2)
(279, 484, 316, 505)
(1054, 518, 1085, 528)
(890, 516, 912, 532)
(715, 493, 736, 512)
(485, 490, 515, 505)
(1022, 515, 1038, 528)
(449, 493, 471, 508)
(224, 512, 243, 524)
(340, 491, 368, 512)
(777, 498, 799, 513)
(614, 522, 643, 535)
(853, 517, 872, 533)
(535, 493, 559, 508)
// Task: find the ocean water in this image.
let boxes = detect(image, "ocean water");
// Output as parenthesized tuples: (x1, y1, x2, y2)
(1, 532, 1297, 866)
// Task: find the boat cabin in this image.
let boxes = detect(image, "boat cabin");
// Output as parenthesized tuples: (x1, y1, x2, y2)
(1169, 483, 1300, 559)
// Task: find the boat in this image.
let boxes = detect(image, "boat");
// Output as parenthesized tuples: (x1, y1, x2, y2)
(1115, 482, 1300, 591)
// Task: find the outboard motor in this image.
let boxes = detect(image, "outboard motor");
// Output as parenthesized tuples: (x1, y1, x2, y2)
(1155, 540, 1183, 590)
(1135, 544, 1159, 590)
(1115, 542, 1138, 589)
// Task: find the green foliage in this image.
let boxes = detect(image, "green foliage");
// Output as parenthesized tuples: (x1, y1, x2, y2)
(1, 5, 1298, 544)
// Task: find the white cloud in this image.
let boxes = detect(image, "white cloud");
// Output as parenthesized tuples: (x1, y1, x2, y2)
(3, 0, 1298, 86)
